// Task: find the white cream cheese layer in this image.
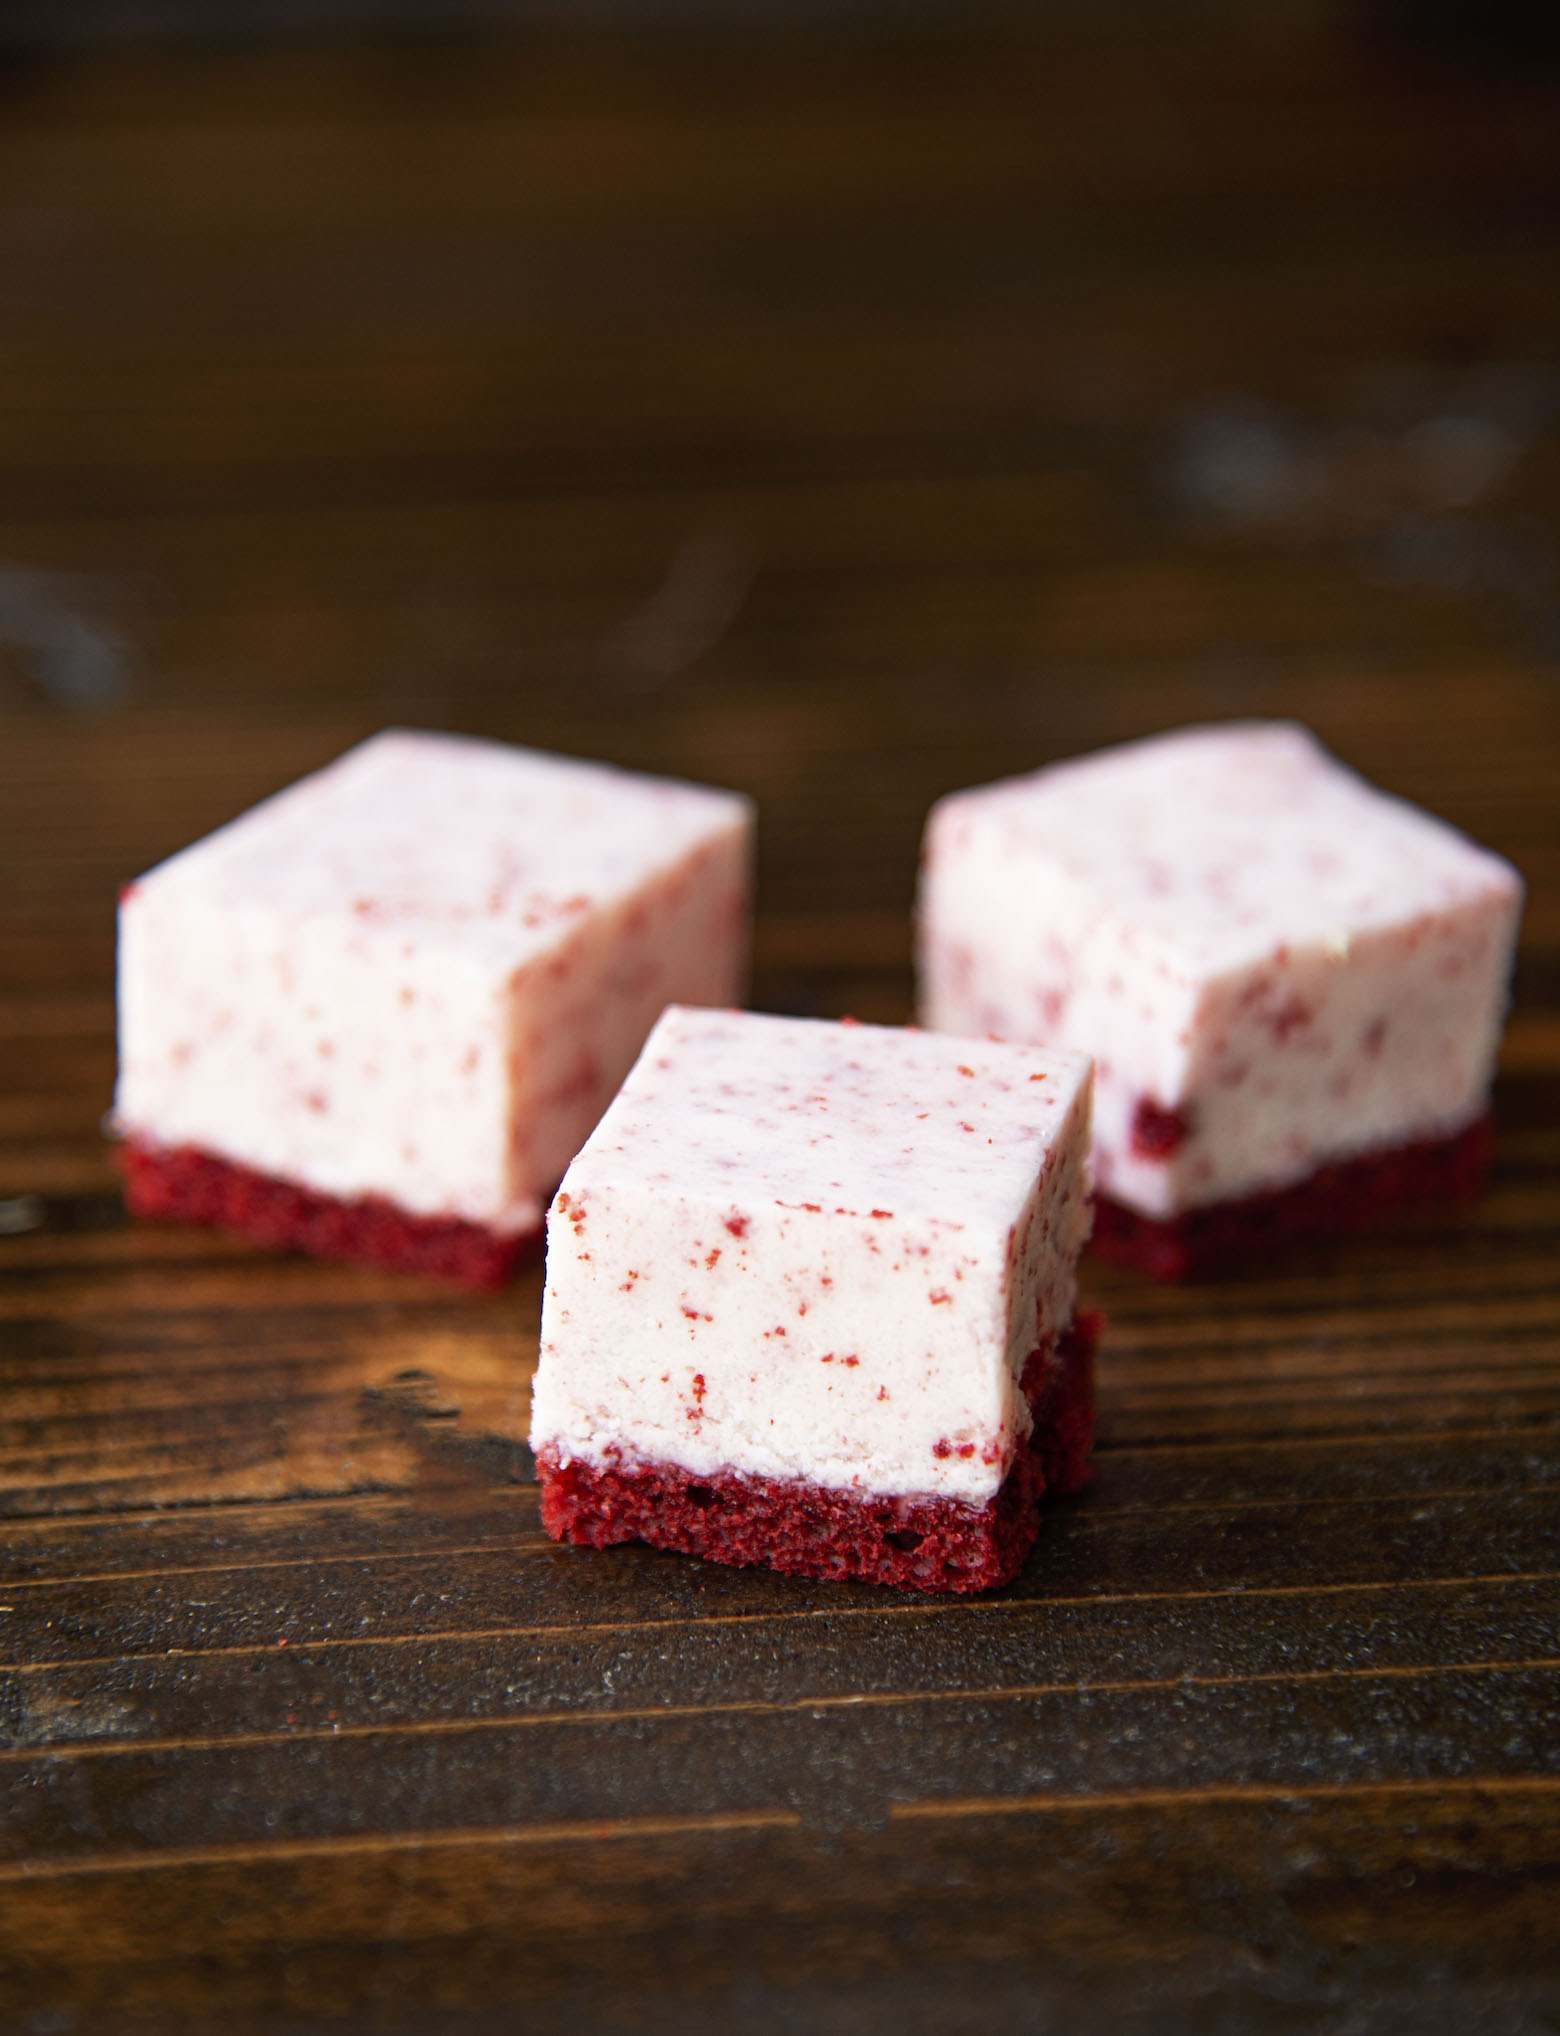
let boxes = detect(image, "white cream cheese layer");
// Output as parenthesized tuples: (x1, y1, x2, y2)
(917, 721, 1523, 1217)
(116, 730, 753, 1228)
(530, 1007, 1093, 1507)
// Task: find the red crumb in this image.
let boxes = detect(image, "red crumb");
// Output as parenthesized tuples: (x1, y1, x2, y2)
(120, 1139, 538, 1288)
(705, 1247, 721, 1269)
(1130, 1098, 1191, 1160)
(1267, 995, 1315, 1043)
(723, 1212, 750, 1238)
(870, 1209, 893, 1220)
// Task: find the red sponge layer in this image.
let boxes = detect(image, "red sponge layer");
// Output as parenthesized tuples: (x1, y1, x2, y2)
(537, 1311, 1100, 1594)
(120, 1138, 537, 1289)
(1093, 1114, 1494, 1283)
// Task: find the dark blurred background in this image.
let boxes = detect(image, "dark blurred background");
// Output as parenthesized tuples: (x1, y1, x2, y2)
(1, 0, 1557, 1089)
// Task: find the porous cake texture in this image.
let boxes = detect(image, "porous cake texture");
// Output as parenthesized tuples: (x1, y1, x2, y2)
(116, 730, 753, 1282)
(918, 722, 1522, 1277)
(531, 1006, 1097, 1592)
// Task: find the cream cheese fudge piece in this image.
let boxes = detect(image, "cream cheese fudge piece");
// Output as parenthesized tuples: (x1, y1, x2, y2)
(531, 1005, 1096, 1592)
(917, 720, 1523, 1278)
(116, 730, 753, 1284)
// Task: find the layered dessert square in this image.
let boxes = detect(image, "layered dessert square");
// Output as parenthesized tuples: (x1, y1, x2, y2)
(530, 1006, 1097, 1593)
(116, 731, 753, 1284)
(917, 721, 1523, 1279)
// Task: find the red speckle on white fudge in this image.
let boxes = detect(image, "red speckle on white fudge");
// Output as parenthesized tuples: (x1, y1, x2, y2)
(529, 1007, 1094, 1509)
(917, 722, 1523, 1219)
(116, 731, 753, 1233)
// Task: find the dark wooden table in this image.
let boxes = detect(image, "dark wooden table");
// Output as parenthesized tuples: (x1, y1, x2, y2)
(2, 17, 1558, 2031)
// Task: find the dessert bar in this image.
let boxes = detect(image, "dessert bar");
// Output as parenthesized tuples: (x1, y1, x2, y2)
(917, 721, 1522, 1278)
(116, 730, 753, 1283)
(531, 1006, 1097, 1592)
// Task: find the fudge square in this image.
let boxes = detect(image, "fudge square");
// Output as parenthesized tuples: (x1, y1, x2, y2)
(917, 721, 1524, 1280)
(530, 1006, 1097, 1594)
(116, 730, 753, 1285)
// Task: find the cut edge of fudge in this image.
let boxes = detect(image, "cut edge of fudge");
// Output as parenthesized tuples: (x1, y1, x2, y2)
(114, 729, 755, 1280)
(1091, 1113, 1492, 1283)
(118, 1137, 542, 1289)
(916, 720, 1523, 1275)
(530, 1006, 1098, 1593)
(539, 1309, 1099, 1594)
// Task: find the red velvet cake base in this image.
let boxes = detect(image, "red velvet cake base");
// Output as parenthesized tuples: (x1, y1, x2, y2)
(1092, 1114, 1494, 1283)
(120, 1138, 537, 1289)
(537, 1311, 1100, 1594)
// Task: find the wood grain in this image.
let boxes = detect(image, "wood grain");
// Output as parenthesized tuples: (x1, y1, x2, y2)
(1, 14, 1558, 2031)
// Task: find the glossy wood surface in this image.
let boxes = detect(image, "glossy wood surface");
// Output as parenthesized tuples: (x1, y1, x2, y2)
(1, 18, 1558, 2031)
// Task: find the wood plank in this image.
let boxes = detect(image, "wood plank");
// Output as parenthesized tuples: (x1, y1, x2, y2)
(6, 1573, 1555, 1753)
(7, 1659, 1558, 1869)
(2, 1786, 1555, 2030)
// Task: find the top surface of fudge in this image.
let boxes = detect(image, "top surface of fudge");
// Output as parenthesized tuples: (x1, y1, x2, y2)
(931, 722, 1520, 979)
(130, 728, 751, 966)
(572, 1005, 1091, 1241)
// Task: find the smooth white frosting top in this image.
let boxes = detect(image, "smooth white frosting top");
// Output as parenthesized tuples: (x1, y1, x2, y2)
(931, 721, 1517, 983)
(575, 1007, 1089, 1236)
(133, 728, 750, 967)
